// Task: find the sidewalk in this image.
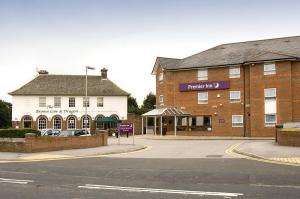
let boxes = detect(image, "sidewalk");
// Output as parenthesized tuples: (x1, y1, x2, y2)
(138, 135, 275, 140)
(234, 140, 300, 166)
(0, 138, 145, 162)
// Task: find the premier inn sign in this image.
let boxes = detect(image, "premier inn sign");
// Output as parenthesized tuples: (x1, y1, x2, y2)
(179, 81, 230, 92)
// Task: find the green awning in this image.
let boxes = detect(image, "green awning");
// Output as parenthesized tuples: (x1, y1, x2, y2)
(95, 117, 121, 123)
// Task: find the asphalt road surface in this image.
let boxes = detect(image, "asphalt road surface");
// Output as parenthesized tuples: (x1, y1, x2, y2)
(0, 139, 299, 199)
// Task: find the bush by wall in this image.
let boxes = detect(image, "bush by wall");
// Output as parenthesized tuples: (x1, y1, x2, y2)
(0, 128, 41, 138)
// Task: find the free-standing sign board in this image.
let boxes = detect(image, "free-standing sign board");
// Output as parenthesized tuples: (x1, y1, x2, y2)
(118, 123, 135, 145)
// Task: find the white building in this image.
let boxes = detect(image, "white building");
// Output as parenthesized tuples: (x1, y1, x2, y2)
(9, 68, 129, 132)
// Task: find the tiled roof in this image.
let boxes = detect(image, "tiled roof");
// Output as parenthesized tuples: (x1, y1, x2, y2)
(9, 75, 130, 96)
(155, 36, 300, 71)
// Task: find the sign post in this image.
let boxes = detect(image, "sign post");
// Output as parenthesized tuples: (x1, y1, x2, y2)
(119, 123, 134, 145)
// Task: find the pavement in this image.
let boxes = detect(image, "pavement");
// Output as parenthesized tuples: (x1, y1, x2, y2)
(232, 140, 300, 166)
(0, 137, 145, 162)
(1, 135, 300, 166)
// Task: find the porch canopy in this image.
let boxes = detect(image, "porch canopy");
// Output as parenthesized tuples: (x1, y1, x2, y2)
(142, 107, 190, 136)
(95, 117, 122, 123)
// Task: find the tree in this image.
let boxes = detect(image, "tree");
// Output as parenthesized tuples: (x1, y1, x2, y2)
(140, 92, 156, 114)
(127, 95, 140, 114)
(0, 100, 12, 128)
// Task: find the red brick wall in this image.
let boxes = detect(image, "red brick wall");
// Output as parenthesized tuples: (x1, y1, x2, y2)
(0, 133, 108, 153)
(123, 113, 142, 135)
(277, 130, 300, 147)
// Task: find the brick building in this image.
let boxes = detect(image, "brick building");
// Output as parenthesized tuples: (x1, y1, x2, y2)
(150, 36, 300, 137)
(9, 68, 129, 133)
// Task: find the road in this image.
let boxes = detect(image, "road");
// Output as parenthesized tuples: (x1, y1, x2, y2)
(0, 138, 299, 199)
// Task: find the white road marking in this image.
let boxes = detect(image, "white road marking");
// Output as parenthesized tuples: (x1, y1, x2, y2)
(0, 177, 34, 184)
(78, 184, 243, 197)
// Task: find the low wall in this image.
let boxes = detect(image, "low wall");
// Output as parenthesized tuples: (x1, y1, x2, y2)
(276, 129, 300, 147)
(0, 133, 108, 153)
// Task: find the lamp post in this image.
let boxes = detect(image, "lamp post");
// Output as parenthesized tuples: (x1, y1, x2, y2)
(85, 66, 95, 134)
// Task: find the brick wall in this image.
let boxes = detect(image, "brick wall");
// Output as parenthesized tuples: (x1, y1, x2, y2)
(0, 133, 108, 153)
(123, 113, 142, 135)
(276, 130, 300, 147)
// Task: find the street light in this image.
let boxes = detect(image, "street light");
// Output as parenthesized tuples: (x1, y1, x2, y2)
(85, 66, 95, 134)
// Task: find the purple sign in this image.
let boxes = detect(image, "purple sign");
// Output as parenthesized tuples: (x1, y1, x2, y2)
(179, 81, 230, 92)
(119, 123, 134, 134)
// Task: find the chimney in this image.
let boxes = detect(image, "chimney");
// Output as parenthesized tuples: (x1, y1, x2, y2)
(101, 68, 108, 79)
(38, 70, 49, 75)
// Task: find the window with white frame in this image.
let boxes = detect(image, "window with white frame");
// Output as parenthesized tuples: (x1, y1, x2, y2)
(198, 92, 208, 104)
(159, 95, 164, 103)
(69, 97, 75, 107)
(38, 116, 47, 129)
(54, 97, 61, 108)
(82, 116, 90, 129)
(264, 63, 276, 75)
(83, 97, 90, 107)
(197, 68, 208, 80)
(67, 116, 76, 129)
(97, 97, 104, 107)
(264, 88, 276, 101)
(39, 97, 46, 107)
(230, 91, 241, 103)
(53, 116, 62, 129)
(265, 114, 276, 126)
(159, 72, 164, 81)
(232, 115, 243, 127)
(229, 66, 240, 78)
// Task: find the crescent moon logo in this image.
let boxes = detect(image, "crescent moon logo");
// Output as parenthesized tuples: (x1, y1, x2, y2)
(214, 83, 219, 88)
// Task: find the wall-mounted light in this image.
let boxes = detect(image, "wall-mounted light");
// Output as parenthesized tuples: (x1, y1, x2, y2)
(217, 94, 221, 98)
(214, 112, 218, 116)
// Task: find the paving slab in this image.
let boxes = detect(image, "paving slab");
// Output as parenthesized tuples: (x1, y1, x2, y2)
(234, 140, 300, 165)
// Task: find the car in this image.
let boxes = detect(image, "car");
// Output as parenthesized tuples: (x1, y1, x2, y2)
(58, 129, 90, 137)
(41, 129, 61, 136)
(74, 129, 91, 136)
(58, 130, 74, 137)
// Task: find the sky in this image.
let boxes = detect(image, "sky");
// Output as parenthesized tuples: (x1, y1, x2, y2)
(0, 0, 300, 105)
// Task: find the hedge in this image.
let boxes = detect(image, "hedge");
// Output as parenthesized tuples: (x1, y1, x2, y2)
(0, 128, 41, 138)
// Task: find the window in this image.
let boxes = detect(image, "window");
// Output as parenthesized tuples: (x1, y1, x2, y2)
(189, 116, 212, 131)
(265, 114, 276, 127)
(197, 68, 208, 80)
(38, 116, 47, 130)
(159, 95, 164, 103)
(83, 97, 90, 107)
(264, 63, 276, 75)
(82, 116, 90, 129)
(96, 116, 104, 129)
(39, 97, 46, 107)
(198, 92, 208, 104)
(97, 97, 104, 107)
(110, 115, 119, 129)
(229, 66, 240, 78)
(54, 97, 61, 108)
(264, 88, 276, 101)
(69, 97, 75, 107)
(232, 115, 243, 127)
(68, 116, 76, 129)
(23, 116, 32, 128)
(53, 116, 62, 129)
(159, 72, 164, 81)
(230, 91, 241, 103)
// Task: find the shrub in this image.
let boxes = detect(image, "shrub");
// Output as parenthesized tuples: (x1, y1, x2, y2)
(0, 128, 41, 138)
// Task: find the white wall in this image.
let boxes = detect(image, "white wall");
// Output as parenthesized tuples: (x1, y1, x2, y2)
(12, 95, 128, 121)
